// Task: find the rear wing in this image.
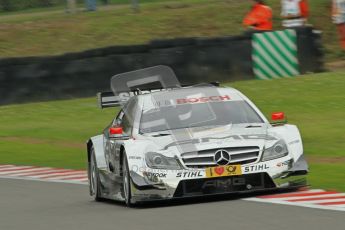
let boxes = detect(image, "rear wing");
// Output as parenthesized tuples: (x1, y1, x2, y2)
(97, 88, 167, 109)
(98, 65, 181, 109)
(98, 65, 220, 109)
(97, 81, 220, 109)
(97, 92, 123, 109)
(97, 89, 165, 109)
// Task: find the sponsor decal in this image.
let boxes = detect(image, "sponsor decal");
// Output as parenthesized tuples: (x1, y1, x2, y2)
(176, 95, 231, 104)
(202, 177, 246, 190)
(176, 171, 203, 178)
(276, 160, 291, 167)
(144, 172, 167, 178)
(129, 156, 142, 160)
(206, 165, 242, 178)
(244, 164, 269, 173)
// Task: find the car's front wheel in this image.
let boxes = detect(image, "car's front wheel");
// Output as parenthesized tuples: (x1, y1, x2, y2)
(89, 147, 102, 201)
(122, 151, 132, 206)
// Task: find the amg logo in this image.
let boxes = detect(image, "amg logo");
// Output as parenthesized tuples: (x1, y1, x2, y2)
(202, 178, 246, 190)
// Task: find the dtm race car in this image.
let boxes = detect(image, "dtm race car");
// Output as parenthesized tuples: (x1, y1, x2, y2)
(87, 66, 308, 206)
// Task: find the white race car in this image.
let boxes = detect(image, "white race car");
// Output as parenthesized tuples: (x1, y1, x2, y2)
(87, 66, 308, 206)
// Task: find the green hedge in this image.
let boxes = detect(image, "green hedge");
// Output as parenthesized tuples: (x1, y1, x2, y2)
(0, 0, 64, 11)
(0, 0, 171, 12)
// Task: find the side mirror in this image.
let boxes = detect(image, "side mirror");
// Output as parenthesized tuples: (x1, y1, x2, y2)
(109, 127, 130, 139)
(271, 112, 287, 126)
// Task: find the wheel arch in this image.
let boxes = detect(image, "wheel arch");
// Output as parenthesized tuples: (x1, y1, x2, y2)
(87, 135, 107, 169)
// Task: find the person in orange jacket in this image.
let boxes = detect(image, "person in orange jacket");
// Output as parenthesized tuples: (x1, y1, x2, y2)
(281, 0, 309, 28)
(243, 0, 273, 31)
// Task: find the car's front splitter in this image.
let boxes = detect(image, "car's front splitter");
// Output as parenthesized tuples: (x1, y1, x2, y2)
(129, 156, 308, 203)
(129, 172, 307, 203)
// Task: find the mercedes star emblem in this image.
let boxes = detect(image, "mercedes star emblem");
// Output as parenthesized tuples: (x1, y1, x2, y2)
(214, 149, 231, 165)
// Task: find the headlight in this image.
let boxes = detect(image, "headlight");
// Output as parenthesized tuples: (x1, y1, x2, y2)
(145, 152, 181, 169)
(261, 140, 289, 162)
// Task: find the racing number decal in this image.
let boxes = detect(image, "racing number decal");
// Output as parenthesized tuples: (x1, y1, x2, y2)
(206, 165, 242, 178)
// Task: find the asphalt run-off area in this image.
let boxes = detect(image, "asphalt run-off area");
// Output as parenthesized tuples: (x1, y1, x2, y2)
(0, 165, 344, 230)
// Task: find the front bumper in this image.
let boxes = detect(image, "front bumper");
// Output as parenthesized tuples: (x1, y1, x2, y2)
(129, 155, 308, 203)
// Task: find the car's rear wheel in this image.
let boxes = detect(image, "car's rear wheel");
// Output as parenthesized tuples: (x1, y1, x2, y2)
(90, 148, 102, 201)
(122, 152, 132, 206)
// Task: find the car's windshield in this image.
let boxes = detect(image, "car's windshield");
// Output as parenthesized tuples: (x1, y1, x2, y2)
(139, 101, 264, 134)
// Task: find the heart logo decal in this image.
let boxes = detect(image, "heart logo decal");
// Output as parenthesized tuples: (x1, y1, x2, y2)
(214, 166, 224, 175)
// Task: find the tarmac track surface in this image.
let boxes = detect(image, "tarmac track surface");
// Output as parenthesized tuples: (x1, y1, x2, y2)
(0, 178, 343, 230)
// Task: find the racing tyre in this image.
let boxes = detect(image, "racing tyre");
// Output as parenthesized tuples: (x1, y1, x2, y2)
(122, 152, 133, 206)
(90, 147, 102, 201)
